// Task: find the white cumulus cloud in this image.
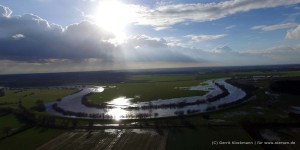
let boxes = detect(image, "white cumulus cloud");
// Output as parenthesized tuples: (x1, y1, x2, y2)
(286, 24, 300, 39)
(12, 34, 25, 40)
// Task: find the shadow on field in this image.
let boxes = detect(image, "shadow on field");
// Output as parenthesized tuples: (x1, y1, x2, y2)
(86, 131, 93, 139)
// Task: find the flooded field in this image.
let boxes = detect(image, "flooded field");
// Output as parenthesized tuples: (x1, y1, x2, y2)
(45, 78, 247, 119)
(37, 129, 167, 150)
(36, 126, 265, 150)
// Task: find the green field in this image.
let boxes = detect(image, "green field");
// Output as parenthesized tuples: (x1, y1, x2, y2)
(0, 89, 77, 109)
(88, 74, 207, 104)
(167, 126, 262, 150)
(0, 114, 26, 138)
(229, 71, 300, 77)
(127, 74, 196, 82)
(196, 71, 300, 79)
(0, 127, 63, 150)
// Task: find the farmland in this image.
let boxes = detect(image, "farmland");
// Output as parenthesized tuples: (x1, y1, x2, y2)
(0, 114, 26, 138)
(88, 80, 205, 103)
(0, 89, 77, 110)
(0, 127, 63, 150)
(37, 129, 167, 150)
(1, 65, 300, 149)
(167, 126, 262, 150)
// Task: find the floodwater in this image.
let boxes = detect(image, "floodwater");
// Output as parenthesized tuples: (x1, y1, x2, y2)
(37, 129, 166, 150)
(45, 78, 247, 120)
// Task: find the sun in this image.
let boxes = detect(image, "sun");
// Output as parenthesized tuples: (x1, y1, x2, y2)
(92, 0, 136, 43)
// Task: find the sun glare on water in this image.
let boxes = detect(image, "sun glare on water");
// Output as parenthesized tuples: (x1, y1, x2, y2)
(106, 97, 132, 120)
(108, 107, 126, 121)
(93, 0, 137, 44)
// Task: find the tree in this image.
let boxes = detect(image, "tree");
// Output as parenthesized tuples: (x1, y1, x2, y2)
(31, 100, 46, 112)
(0, 88, 5, 97)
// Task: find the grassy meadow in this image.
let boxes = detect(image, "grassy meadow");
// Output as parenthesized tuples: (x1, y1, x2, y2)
(167, 126, 262, 150)
(88, 74, 207, 104)
(0, 89, 77, 109)
(0, 127, 63, 150)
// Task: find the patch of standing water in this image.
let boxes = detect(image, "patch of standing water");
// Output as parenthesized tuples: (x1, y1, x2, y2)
(176, 80, 215, 91)
(189, 82, 215, 91)
(260, 129, 281, 141)
(91, 86, 105, 93)
(106, 97, 133, 107)
(104, 129, 121, 134)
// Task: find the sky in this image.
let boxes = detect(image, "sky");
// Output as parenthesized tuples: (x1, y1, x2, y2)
(0, 0, 300, 74)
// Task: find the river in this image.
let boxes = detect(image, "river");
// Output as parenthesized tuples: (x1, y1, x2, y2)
(45, 78, 246, 120)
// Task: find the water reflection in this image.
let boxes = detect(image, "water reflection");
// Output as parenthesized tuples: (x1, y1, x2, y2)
(106, 97, 132, 106)
(107, 107, 127, 121)
(106, 97, 135, 120)
(92, 86, 105, 93)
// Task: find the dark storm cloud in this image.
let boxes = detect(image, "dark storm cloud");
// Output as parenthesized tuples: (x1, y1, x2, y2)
(0, 5, 199, 64)
(0, 5, 116, 62)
